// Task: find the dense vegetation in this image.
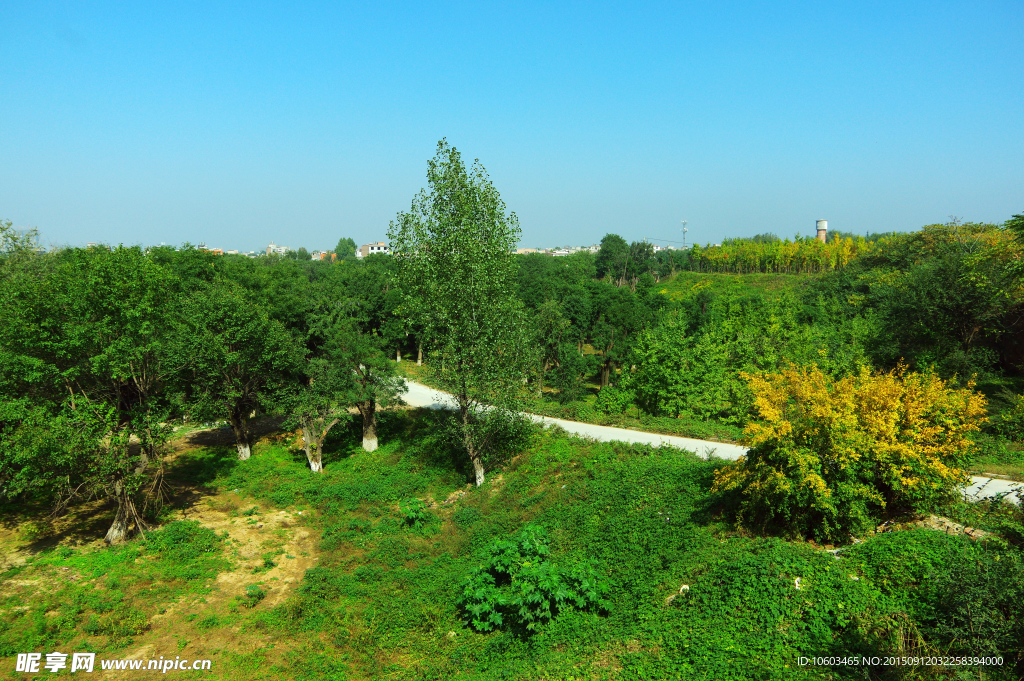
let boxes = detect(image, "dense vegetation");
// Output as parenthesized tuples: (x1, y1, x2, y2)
(1, 142, 1023, 678)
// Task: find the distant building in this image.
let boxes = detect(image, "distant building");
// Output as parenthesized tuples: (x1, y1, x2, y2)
(516, 248, 539, 254)
(225, 249, 239, 255)
(267, 242, 289, 256)
(357, 242, 390, 258)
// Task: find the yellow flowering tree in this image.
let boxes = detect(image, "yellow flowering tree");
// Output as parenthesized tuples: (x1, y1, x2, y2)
(712, 364, 987, 542)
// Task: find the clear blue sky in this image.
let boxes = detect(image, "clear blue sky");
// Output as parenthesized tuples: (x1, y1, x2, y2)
(2, 1, 1022, 252)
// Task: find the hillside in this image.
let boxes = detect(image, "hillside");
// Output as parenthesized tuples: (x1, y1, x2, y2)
(2, 408, 1021, 680)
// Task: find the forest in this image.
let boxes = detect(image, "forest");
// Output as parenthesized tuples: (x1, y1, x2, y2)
(1, 144, 1023, 679)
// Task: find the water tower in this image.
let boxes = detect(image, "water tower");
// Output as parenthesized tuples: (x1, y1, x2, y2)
(816, 220, 828, 243)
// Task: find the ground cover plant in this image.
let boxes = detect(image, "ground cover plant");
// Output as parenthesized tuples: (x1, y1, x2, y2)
(1, 369, 1023, 679)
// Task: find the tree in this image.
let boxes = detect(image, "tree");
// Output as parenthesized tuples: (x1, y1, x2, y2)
(335, 237, 357, 259)
(0, 245, 176, 542)
(595, 233, 628, 284)
(168, 284, 298, 460)
(533, 299, 570, 394)
(389, 140, 532, 486)
(329, 310, 407, 452)
(284, 286, 407, 469)
(287, 349, 351, 473)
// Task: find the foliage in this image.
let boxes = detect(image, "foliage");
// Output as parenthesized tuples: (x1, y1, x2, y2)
(389, 140, 532, 485)
(549, 344, 592, 404)
(167, 282, 299, 459)
(398, 497, 429, 527)
(242, 584, 267, 608)
(335, 237, 357, 259)
(713, 364, 988, 542)
(593, 385, 634, 414)
(689, 233, 873, 274)
(987, 391, 1024, 441)
(458, 524, 608, 633)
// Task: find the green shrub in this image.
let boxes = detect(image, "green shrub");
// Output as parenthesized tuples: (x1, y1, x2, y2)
(920, 548, 1024, 668)
(242, 585, 266, 608)
(399, 498, 429, 527)
(594, 386, 635, 414)
(197, 614, 221, 630)
(458, 525, 608, 633)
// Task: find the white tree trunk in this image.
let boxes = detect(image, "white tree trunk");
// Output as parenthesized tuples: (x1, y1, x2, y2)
(236, 442, 252, 460)
(302, 426, 324, 473)
(359, 400, 378, 452)
(472, 456, 485, 487)
(104, 488, 130, 544)
(397, 348, 402, 362)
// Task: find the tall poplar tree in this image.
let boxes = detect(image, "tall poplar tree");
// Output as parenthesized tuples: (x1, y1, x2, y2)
(389, 140, 532, 486)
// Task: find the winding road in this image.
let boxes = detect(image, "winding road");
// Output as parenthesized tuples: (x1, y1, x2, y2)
(403, 380, 1023, 505)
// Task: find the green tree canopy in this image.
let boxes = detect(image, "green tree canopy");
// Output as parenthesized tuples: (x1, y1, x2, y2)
(335, 237, 357, 258)
(389, 140, 533, 486)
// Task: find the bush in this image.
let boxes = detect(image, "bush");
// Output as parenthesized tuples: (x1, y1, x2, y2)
(594, 386, 635, 414)
(242, 585, 266, 608)
(713, 364, 988, 542)
(458, 525, 608, 633)
(988, 392, 1024, 441)
(399, 498, 429, 527)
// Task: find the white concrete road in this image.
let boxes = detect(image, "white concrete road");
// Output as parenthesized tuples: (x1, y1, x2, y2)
(403, 380, 1023, 505)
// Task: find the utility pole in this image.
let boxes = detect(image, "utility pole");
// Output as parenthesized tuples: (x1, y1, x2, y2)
(681, 220, 688, 250)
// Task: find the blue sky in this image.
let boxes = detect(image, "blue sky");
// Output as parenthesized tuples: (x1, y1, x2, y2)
(2, 1, 1021, 252)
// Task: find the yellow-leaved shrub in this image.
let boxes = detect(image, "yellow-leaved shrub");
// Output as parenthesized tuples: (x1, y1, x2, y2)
(712, 364, 987, 542)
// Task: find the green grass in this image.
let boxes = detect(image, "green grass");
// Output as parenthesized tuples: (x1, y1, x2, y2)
(4, 407, 1022, 679)
(0, 520, 229, 656)
(194, 409, 1023, 679)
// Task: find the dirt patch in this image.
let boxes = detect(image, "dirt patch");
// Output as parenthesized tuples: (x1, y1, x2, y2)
(876, 514, 991, 540)
(0, 423, 320, 680)
(104, 493, 319, 676)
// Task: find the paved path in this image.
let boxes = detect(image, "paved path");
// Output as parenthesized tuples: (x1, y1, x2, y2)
(403, 380, 1022, 505)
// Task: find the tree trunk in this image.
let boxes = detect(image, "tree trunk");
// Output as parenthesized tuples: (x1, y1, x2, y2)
(460, 401, 485, 487)
(397, 348, 402, 362)
(104, 483, 131, 544)
(301, 425, 323, 473)
(417, 340, 423, 366)
(600, 361, 611, 389)
(358, 399, 378, 452)
(228, 409, 252, 461)
(471, 456, 485, 487)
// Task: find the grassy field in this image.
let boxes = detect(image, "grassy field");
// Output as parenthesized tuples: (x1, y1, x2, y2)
(2, 409, 1022, 680)
(656, 270, 813, 303)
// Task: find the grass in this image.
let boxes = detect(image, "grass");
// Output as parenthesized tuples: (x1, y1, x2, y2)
(2, 408, 1022, 680)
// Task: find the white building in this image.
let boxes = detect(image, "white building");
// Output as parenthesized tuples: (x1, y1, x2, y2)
(266, 242, 289, 256)
(357, 242, 390, 258)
